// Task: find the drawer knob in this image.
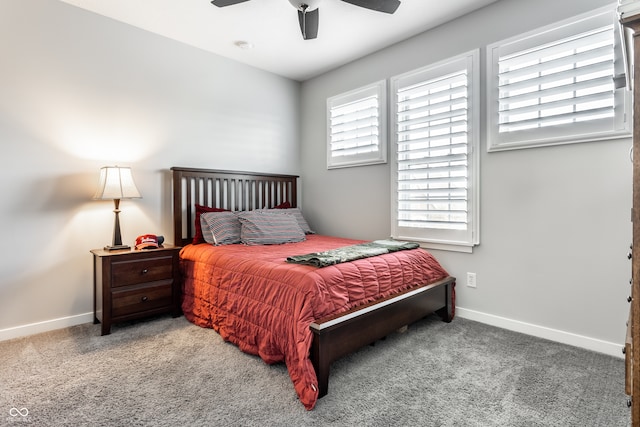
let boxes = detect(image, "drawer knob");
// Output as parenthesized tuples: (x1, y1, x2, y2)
(628, 252, 633, 260)
(623, 346, 627, 355)
(628, 399, 633, 408)
(628, 296, 633, 303)
(141, 269, 149, 275)
(141, 296, 148, 302)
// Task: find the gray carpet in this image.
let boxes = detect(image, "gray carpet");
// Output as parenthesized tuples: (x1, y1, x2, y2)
(0, 315, 630, 426)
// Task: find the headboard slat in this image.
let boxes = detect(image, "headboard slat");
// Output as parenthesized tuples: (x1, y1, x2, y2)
(171, 167, 299, 247)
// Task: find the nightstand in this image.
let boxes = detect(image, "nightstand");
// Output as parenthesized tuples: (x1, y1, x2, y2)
(91, 245, 182, 335)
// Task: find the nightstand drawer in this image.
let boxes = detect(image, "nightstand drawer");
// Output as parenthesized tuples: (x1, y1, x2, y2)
(111, 282, 173, 318)
(111, 255, 174, 287)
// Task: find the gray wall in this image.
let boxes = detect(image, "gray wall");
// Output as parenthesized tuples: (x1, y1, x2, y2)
(0, 0, 300, 336)
(300, 0, 631, 355)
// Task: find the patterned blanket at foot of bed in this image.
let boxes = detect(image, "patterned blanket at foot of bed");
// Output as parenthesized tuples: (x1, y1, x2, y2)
(286, 239, 420, 267)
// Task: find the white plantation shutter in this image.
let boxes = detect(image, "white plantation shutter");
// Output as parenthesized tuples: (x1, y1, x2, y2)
(391, 50, 479, 251)
(331, 96, 378, 156)
(487, 7, 629, 151)
(327, 81, 387, 169)
(396, 71, 468, 230)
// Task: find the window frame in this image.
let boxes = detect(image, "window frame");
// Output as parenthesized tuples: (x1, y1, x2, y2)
(326, 80, 387, 169)
(390, 49, 480, 253)
(486, 5, 631, 152)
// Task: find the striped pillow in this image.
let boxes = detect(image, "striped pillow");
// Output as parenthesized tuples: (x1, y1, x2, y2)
(260, 207, 314, 234)
(238, 211, 306, 245)
(200, 211, 241, 245)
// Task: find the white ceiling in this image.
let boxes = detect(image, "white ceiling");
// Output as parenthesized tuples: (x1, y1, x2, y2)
(59, 0, 498, 81)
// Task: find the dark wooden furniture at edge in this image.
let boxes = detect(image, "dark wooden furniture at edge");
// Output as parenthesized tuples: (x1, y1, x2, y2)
(171, 166, 456, 398)
(92, 245, 182, 335)
(622, 13, 640, 427)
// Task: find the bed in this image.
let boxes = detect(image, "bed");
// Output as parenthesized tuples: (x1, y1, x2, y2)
(171, 167, 456, 410)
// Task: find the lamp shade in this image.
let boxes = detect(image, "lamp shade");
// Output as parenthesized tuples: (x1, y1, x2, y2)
(93, 166, 142, 200)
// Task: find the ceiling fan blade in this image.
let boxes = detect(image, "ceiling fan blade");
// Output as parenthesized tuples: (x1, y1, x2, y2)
(340, 0, 401, 14)
(210, 0, 250, 7)
(297, 8, 319, 40)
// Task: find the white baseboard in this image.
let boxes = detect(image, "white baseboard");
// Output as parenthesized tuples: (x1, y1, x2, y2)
(0, 313, 94, 342)
(456, 307, 625, 359)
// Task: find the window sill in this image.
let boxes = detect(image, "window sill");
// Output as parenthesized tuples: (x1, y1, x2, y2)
(487, 129, 632, 153)
(393, 235, 476, 253)
(419, 241, 475, 254)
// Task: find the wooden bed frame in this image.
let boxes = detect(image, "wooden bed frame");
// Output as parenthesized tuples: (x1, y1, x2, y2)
(171, 166, 456, 398)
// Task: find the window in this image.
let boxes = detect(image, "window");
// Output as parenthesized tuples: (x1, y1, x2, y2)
(390, 50, 480, 252)
(327, 80, 387, 169)
(487, 6, 630, 151)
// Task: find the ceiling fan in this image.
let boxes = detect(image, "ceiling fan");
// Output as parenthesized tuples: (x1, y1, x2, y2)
(210, 0, 401, 40)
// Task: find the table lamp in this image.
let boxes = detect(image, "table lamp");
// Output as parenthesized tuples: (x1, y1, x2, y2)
(94, 166, 142, 250)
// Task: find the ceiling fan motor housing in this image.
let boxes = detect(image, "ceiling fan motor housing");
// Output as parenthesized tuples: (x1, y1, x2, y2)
(288, 0, 322, 11)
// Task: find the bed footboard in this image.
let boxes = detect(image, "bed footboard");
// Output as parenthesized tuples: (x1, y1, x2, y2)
(309, 276, 455, 397)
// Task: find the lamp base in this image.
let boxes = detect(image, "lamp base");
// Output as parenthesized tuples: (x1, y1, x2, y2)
(104, 244, 131, 251)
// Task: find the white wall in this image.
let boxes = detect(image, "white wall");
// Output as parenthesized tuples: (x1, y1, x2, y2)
(300, 0, 631, 356)
(0, 0, 300, 338)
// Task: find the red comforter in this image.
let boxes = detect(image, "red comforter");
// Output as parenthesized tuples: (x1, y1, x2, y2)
(179, 234, 449, 409)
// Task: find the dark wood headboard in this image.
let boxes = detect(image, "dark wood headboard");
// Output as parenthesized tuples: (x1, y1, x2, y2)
(171, 167, 299, 247)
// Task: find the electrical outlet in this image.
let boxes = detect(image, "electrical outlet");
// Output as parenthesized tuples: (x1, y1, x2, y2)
(467, 272, 477, 288)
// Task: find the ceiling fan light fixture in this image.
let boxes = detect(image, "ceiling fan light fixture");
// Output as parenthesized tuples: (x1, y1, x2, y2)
(288, 0, 322, 11)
